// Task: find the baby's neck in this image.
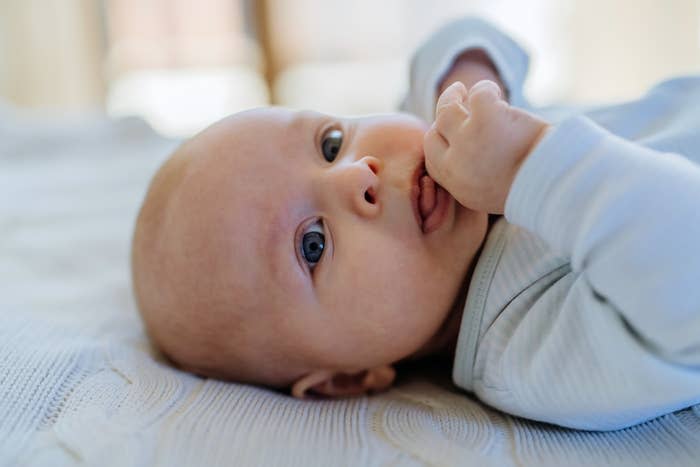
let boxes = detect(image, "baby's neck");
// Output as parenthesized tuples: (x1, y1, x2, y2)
(406, 216, 497, 363)
(433, 272, 471, 359)
(408, 215, 494, 360)
(407, 253, 479, 362)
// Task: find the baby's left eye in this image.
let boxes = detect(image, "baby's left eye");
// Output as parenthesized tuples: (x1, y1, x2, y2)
(301, 221, 325, 269)
(321, 128, 343, 162)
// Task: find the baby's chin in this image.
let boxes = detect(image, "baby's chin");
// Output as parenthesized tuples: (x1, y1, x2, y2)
(444, 201, 490, 273)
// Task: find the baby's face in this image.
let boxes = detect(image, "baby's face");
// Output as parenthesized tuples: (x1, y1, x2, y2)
(156, 107, 488, 387)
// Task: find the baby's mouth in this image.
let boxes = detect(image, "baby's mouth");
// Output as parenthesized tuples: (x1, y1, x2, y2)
(411, 162, 439, 232)
(418, 170, 438, 223)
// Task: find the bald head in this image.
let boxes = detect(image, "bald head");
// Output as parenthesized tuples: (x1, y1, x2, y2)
(130, 112, 312, 387)
(130, 107, 480, 398)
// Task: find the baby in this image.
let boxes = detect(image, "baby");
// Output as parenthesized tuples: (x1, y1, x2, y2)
(132, 18, 700, 430)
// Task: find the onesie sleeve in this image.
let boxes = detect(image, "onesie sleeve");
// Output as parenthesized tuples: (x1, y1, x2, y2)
(401, 16, 531, 122)
(487, 116, 700, 430)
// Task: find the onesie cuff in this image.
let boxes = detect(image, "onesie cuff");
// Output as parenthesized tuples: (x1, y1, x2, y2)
(504, 116, 607, 237)
(402, 16, 531, 122)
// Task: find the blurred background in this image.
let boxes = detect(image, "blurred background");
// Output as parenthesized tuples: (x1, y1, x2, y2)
(0, 0, 698, 138)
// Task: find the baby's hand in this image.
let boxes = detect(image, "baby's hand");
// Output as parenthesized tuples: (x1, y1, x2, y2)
(424, 80, 550, 214)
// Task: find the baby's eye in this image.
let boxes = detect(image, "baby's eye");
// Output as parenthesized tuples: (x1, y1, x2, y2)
(301, 220, 325, 269)
(321, 128, 343, 162)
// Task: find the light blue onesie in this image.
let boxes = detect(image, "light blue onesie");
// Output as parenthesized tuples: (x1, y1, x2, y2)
(403, 17, 700, 431)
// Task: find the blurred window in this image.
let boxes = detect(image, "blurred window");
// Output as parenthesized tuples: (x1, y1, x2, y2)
(104, 0, 268, 136)
(1, 0, 698, 137)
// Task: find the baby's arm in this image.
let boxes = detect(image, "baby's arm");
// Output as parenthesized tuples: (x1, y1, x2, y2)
(410, 17, 700, 430)
(432, 89, 700, 428)
(506, 116, 700, 430)
(507, 116, 700, 369)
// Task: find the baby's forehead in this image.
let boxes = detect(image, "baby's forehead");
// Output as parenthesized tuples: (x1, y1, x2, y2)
(220, 107, 322, 139)
(196, 108, 329, 175)
(174, 108, 319, 296)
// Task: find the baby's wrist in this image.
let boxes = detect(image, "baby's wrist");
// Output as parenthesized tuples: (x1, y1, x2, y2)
(500, 117, 551, 214)
(523, 122, 552, 161)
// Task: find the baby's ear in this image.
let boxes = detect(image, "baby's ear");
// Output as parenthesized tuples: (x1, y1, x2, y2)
(291, 366, 395, 399)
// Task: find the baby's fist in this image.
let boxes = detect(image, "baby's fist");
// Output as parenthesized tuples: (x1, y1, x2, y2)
(424, 80, 549, 214)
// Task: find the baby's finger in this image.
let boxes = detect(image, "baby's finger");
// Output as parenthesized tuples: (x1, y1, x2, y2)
(435, 99, 469, 142)
(423, 124, 449, 179)
(466, 80, 503, 115)
(436, 81, 468, 113)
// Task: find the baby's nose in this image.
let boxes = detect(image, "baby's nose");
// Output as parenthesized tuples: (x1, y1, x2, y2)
(337, 155, 382, 218)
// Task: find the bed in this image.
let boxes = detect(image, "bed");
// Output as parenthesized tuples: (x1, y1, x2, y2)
(2, 101, 699, 467)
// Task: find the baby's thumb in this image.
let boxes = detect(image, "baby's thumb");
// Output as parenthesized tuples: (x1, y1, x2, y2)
(467, 80, 503, 114)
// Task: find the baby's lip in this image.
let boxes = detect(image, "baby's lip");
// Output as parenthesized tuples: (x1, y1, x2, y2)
(410, 157, 425, 231)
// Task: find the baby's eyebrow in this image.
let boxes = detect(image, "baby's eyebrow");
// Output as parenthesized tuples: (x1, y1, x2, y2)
(289, 111, 326, 148)
(289, 111, 315, 135)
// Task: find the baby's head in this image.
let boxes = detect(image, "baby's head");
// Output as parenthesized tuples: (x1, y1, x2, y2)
(131, 107, 489, 398)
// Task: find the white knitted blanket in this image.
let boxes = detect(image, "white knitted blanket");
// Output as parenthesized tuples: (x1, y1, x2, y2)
(2, 104, 699, 467)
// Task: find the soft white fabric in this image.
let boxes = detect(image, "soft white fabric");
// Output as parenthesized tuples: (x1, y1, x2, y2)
(403, 17, 700, 431)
